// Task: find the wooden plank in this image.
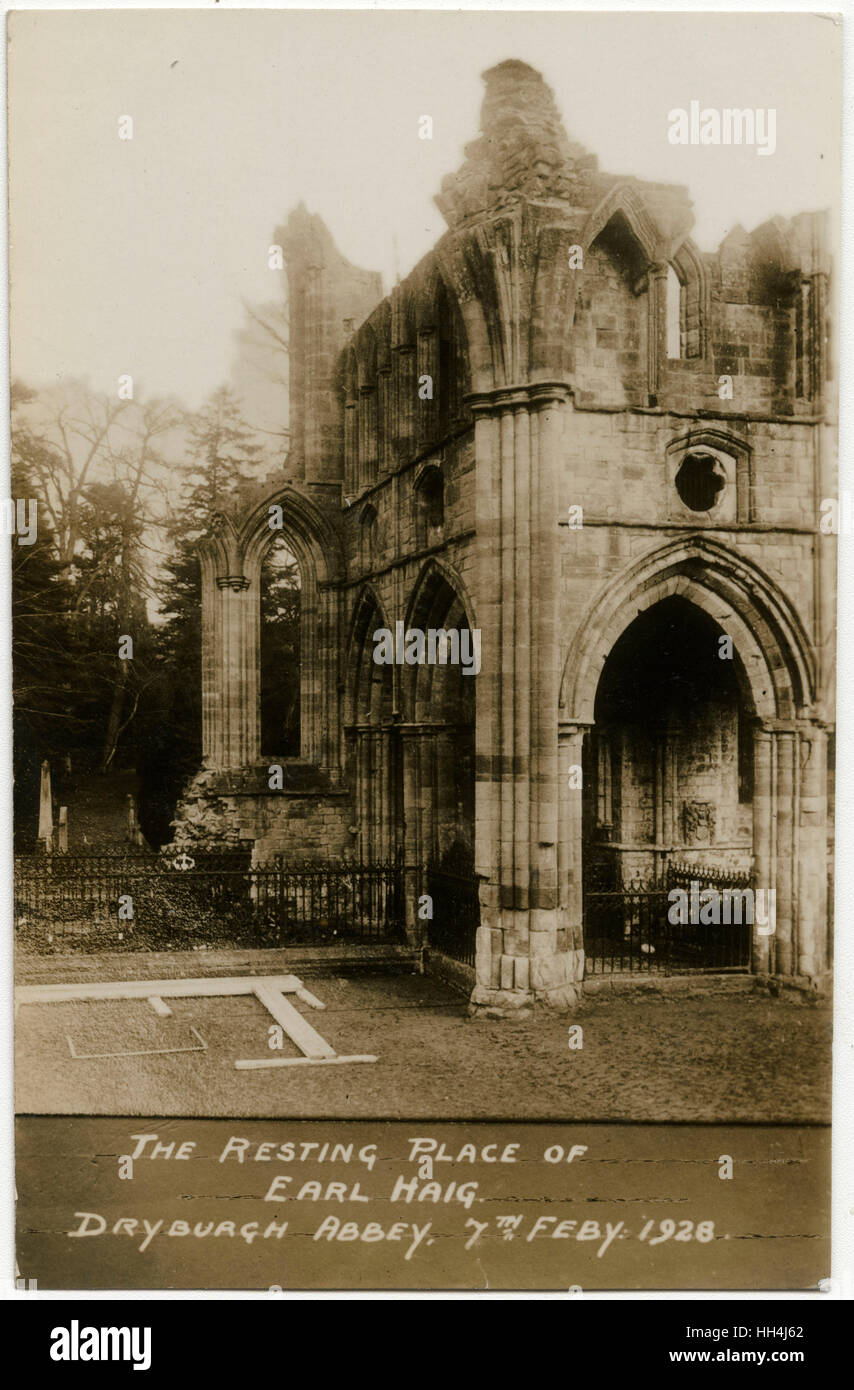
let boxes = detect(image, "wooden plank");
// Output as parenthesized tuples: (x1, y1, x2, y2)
(235, 1054, 378, 1070)
(294, 985, 326, 1011)
(14, 973, 340, 1061)
(148, 996, 172, 1017)
(66, 1027, 208, 1060)
(252, 983, 336, 1060)
(16, 974, 303, 1006)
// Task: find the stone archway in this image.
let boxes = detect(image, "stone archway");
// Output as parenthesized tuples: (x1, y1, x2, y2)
(399, 560, 477, 876)
(562, 537, 814, 724)
(197, 484, 343, 773)
(344, 585, 398, 864)
(559, 537, 827, 978)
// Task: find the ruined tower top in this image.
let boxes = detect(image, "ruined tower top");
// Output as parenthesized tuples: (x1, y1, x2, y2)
(435, 60, 598, 229)
(478, 59, 571, 147)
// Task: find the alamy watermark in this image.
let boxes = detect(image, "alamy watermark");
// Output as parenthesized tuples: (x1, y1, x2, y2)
(668, 880, 775, 935)
(668, 103, 776, 156)
(373, 621, 481, 675)
(50, 1320, 151, 1371)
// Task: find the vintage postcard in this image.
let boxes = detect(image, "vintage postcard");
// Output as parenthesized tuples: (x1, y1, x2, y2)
(7, 6, 843, 1302)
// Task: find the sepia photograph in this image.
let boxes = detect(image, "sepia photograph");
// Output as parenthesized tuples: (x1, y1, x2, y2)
(7, 5, 843, 1297)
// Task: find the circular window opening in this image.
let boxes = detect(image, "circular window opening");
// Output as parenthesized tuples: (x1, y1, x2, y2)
(675, 452, 726, 512)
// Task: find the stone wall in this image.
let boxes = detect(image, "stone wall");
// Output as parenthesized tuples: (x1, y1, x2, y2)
(183, 58, 834, 1005)
(172, 766, 354, 863)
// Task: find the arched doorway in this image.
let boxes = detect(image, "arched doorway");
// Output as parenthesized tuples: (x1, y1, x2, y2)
(583, 595, 755, 972)
(560, 536, 824, 979)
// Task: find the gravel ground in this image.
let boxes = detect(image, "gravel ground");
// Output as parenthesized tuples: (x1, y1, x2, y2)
(15, 965, 831, 1122)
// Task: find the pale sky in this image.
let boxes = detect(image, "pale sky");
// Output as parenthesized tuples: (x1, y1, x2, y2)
(8, 8, 841, 409)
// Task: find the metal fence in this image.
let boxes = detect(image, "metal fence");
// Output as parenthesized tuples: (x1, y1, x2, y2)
(583, 883, 673, 974)
(426, 864, 480, 967)
(583, 861, 753, 975)
(14, 853, 406, 946)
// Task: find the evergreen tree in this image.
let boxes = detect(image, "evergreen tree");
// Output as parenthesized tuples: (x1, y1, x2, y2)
(11, 449, 77, 845)
(11, 380, 177, 840)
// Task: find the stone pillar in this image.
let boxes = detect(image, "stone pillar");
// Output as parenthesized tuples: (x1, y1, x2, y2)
(376, 727, 396, 864)
(773, 730, 796, 974)
(344, 397, 358, 495)
(558, 722, 589, 966)
(200, 553, 219, 766)
(216, 576, 255, 769)
(469, 384, 578, 1014)
(753, 721, 829, 980)
(316, 582, 340, 771)
(752, 727, 773, 973)
(354, 728, 371, 862)
(795, 722, 829, 977)
(471, 407, 503, 993)
(377, 728, 393, 863)
(647, 263, 668, 400)
(400, 726, 424, 945)
(378, 368, 393, 475)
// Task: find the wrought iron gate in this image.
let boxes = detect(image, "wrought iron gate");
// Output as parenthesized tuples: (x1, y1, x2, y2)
(583, 858, 753, 975)
(426, 846, 480, 967)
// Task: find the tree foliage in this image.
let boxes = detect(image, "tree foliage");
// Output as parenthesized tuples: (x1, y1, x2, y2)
(12, 335, 296, 848)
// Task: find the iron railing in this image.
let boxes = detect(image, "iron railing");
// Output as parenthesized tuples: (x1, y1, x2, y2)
(14, 853, 406, 946)
(583, 883, 672, 974)
(584, 861, 753, 975)
(426, 864, 480, 967)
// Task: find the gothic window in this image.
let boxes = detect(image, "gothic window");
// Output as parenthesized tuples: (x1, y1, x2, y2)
(670, 243, 707, 360)
(260, 535, 301, 758)
(666, 432, 743, 523)
(359, 503, 378, 572)
(414, 466, 445, 549)
(666, 265, 683, 359)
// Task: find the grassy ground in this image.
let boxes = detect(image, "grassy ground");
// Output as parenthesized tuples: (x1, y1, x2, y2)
(15, 962, 831, 1123)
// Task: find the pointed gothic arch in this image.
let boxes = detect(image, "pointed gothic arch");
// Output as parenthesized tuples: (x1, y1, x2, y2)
(198, 484, 343, 771)
(344, 584, 399, 863)
(582, 182, 665, 265)
(669, 237, 711, 361)
(397, 560, 478, 874)
(345, 583, 393, 728)
(561, 535, 815, 726)
(557, 535, 823, 977)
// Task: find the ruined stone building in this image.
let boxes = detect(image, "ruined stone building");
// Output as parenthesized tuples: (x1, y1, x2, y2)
(174, 61, 836, 1011)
